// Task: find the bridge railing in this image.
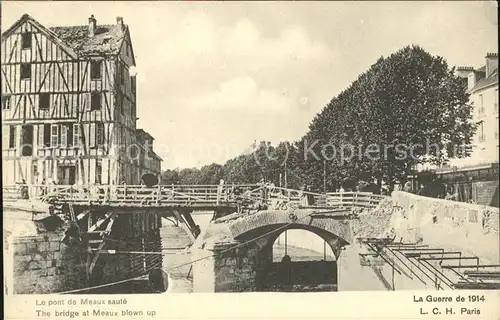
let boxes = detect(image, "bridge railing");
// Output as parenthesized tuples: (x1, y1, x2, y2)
(326, 192, 386, 209)
(2, 184, 387, 209)
(2, 184, 264, 206)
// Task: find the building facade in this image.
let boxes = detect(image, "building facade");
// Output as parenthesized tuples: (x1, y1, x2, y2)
(135, 129, 162, 181)
(454, 53, 499, 166)
(435, 53, 499, 206)
(1, 14, 161, 186)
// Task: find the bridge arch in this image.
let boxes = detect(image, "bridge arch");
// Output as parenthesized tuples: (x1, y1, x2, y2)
(228, 209, 353, 249)
(211, 209, 353, 292)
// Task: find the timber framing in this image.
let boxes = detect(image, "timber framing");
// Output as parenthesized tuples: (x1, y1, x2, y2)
(1, 14, 161, 187)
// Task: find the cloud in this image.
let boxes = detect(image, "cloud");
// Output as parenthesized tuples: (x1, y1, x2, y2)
(176, 76, 290, 113)
(153, 10, 331, 70)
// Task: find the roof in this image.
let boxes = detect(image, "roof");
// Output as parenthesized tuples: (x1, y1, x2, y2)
(2, 14, 130, 58)
(49, 24, 126, 56)
(470, 67, 498, 92)
(136, 129, 155, 140)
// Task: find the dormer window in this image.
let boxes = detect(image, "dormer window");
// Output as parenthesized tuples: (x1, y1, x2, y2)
(91, 61, 102, 80)
(21, 33, 32, 49)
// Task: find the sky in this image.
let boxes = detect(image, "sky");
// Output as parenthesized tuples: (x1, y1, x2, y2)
(2, 1, 498, 169)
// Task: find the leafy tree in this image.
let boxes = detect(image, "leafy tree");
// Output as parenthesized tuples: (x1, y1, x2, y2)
(160, 46, 475, 192)
(160, 169, 180, 184)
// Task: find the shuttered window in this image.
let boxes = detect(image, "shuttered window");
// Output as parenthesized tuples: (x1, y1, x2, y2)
(50, 124, 59, 147)
(61, 125, 68, 147)
(38, 124, 44, 148)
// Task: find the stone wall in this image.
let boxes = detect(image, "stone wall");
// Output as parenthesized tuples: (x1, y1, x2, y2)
(9, 232, 87, 294)
(192, 241, 260, 293)
(390, 191, 499, 264)
(473, 180, 499, 207)
(338, 191, 499, 291)
(213, 242, 259, 292)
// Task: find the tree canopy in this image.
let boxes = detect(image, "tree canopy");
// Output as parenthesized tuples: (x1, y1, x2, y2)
(161, 45, 476, 192)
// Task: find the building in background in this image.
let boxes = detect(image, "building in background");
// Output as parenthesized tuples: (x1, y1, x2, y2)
(135, 129, 162, 182)
(1, 14, 162, 187)
(434, 53, 499, 206)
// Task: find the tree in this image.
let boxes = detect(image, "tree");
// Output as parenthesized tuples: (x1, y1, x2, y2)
(160, 169, 180, 185)
(160, 45, 476, 192)
(301, 45, 475, 191)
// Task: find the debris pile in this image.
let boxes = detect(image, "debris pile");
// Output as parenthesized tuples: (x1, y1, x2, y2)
(350, 197, 395, 238)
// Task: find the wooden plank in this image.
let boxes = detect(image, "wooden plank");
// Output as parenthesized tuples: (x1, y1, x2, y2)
(88, 212, 113, 232)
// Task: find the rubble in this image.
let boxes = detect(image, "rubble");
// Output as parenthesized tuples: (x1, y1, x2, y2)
(350, 198, 395, 238)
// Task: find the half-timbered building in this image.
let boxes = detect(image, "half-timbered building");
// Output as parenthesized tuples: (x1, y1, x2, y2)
(1, 14, 162, 187)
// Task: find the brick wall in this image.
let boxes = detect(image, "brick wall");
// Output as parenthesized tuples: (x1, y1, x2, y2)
(473, 180, 499, 207)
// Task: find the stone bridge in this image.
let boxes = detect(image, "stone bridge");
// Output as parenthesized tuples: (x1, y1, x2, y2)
(192, 207, 356, 292)
(192, 191, 500, 292)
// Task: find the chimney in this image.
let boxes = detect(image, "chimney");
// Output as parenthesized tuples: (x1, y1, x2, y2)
(456, 66, 474, 79)
(116, 16, 125, 32)
(88, 15, 97, 37)
(467, 72, 477, 91)
(485, 53, 498, 78)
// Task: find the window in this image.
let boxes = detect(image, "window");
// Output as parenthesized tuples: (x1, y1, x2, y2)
(96, 123, 105, 146)
(91, 61, 102, 80)
(478, 121, 485, 142)
(9, 126, 16, 149)
(21, 33, 31, 50)
(43, 124, 51, 147)
(20, 63, 31, 80)
(61, 125, 68, 147)
(21, 125, 33, 156)
(96, 160, 102, 184)
(90, 92, 101, 111)
(39, 93, 50, 110)
(50, 124, 59, 147)
(73, 124, 80, 147)
(2, 95, 11, 110)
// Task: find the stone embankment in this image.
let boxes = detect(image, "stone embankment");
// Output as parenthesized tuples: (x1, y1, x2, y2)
(339, 191, 500, 291)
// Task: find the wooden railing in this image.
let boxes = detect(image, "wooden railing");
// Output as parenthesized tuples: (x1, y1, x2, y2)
(2, 184, 387, 210)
